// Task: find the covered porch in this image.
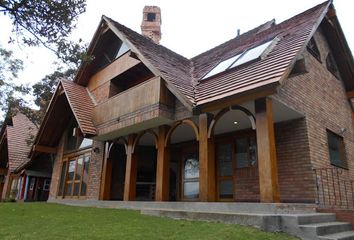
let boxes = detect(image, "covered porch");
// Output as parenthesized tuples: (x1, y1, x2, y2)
(100, 97, 309, 203)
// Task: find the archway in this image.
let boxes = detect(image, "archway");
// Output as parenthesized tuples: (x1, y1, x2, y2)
(165, 120, 199, 201)
(210, 105, 259, 202)
(105, 138, 127, 200)
(134, 130, 158, 201)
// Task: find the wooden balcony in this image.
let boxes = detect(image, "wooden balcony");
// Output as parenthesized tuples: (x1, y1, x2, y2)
(92, 76, 175, 140)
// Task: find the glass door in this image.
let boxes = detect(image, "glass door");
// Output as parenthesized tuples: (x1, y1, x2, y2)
(216, 142, 234, 200)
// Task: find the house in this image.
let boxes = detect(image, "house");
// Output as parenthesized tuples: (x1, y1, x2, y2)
(29, 0, 353, 209)
(0, 112, 52, 201)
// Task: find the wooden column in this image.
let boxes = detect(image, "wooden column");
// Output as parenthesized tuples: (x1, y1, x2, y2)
(155, 125, 170, 201)
(199, 113, 216, 202)
(123, 135, 137, 201)
(99, 142, 111, 200)
(255, 98, 280, 203)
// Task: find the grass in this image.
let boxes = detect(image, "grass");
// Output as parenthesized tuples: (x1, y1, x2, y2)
(0, 202, 297, 240)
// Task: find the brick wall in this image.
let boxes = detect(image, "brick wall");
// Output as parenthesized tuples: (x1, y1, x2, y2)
(275, 27, 354, 202)
(275, 119, 315, 203)
(86, 141, 105, 200)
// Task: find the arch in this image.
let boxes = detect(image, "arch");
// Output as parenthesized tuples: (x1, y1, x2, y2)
(108, 137, 128, 155)
(132, 130, 158, 154)
(208, 105, 256, 138)
(164, 119, 199, 147)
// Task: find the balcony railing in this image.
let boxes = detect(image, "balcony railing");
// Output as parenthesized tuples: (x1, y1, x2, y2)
(92, 76, 174, 138)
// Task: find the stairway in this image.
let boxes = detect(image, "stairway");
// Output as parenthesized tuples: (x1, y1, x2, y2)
(142, 209, 354, 240)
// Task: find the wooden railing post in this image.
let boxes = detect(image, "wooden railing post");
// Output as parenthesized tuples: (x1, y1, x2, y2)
(199, 113, 216, 202)
(123, 134, 137, 201)
(255, 98, 280, 203)
(155, 125, 170, 201)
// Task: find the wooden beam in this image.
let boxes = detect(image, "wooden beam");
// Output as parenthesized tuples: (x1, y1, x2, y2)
(199, 113, 216, 202)
(347, 91, 354, 99)
(155, 125, 170, 201)
(199, 86, 277, 113)
(255, 98, 280, 203)
(33, 145, 57, 154)
(99, 142, 111, 200)
(123, 135, 137, 201)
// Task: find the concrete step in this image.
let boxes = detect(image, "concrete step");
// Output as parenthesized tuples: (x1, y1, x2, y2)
(299, 222, 352, 237)
(141, 208, 281, 232)
(319, 230, 354, 240)
(295, 213, 337, 225)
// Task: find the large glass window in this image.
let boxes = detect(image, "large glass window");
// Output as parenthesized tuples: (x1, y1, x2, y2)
(65, 121, 93, 152)
(58, 153, 91, 197)
(182, 153, 199, 199)
(327, 130, 347, 169)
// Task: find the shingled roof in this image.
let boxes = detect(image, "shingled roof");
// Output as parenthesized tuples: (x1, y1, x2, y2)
(1, 113, 37, 172)
(80, 1, 338, 109)
(61, 79, 96, 136)
(193, 1, 330, 105)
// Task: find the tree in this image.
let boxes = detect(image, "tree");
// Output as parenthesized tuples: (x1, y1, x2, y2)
(0, 0, 86, 53)
(0, 0, 87, 124)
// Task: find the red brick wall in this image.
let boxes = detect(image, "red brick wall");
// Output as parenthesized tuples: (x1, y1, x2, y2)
(275, 119, 315, 203)
(86, 141, 105, 200)
(274, 27, 354, 202)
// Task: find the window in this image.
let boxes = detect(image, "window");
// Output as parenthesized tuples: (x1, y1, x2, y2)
(65, 120, 93, 152)
(307, 37, 321, 62)
(182, 153, 199, 199)
(326, 53, 340, 79)
(58, 153, 91, 197)
(202, 39, 274, 80)
(230, 40, 273, 68)
(43, 179, 51, 191)
(147, 12, 156, 22)
(327, 130, 347, 169)
(235, 136, 257, 169)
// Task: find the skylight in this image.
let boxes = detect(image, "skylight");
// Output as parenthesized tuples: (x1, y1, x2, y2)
(202, 54, 242, 79)
(230, 40, 273, 68)
(202, 39, 274, 80)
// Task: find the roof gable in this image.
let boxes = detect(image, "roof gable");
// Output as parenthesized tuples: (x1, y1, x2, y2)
(72, 0, 351, 110)
(32, 79, 96, 154)
(4, 113, 37, 171)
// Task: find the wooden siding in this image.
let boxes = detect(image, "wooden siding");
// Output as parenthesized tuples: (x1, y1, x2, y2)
(92, 76, 174, 138)
(87, 53, 140, 92)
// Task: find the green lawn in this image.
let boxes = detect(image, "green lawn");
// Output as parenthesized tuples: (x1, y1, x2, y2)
(0, 203, 297, 240)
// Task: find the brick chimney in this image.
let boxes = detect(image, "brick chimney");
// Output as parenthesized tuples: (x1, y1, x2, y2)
(141, 6, 161, 44)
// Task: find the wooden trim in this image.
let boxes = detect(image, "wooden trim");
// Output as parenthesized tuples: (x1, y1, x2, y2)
(255, 97, 280, 203)
(32, 145, 57, 154)
(347, 91, 354, 99)
(208, 105, 256, 138)
(132, 130, 158, 154)
(198, 86, 277, 113)
(155, 125, 170, 201)
(99, 142, 110, 200)
(165, 120, 199, 147)
(123, 134, 137, 201)
(199, 113, 216, 202)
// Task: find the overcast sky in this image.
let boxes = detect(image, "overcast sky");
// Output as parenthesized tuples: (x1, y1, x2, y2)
(0, 0, 353, 89)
